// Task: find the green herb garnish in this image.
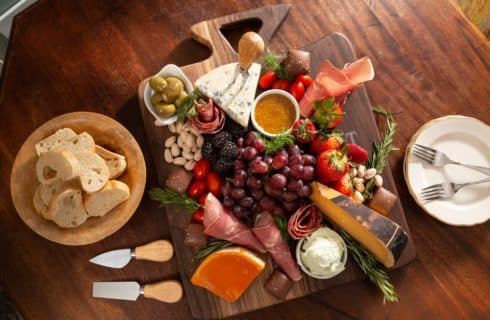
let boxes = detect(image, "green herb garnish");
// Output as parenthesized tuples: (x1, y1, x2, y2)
(263, 53, 295, 81)
(193, 240, 232, 261)
(148, 187, 201, 212)
(259, 132, 295, 154)
(311, 98, 345, 130)
(340, 230, 399, 303)
(273, 216, 290, 242)
(363, 107, 398, 199)
(175, 89, 198, 123)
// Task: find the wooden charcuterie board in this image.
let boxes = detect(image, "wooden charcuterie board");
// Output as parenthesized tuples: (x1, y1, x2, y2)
(137, 4, 416, 319)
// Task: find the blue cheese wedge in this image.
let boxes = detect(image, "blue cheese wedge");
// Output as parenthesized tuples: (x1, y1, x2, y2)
(195, 62, 261, 127)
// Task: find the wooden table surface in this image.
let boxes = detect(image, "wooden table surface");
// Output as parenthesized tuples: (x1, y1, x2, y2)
(0, 0, 488, 319)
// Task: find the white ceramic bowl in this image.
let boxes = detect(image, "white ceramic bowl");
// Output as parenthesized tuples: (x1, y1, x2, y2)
(250, 89, 300, 137)
(295, 227, 348, 280)
(144, 64, 193, 126)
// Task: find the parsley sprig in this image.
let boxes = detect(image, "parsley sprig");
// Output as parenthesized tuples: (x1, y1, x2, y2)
(258, 132, 295, 154)
(263, 53, 295, 81)
(175, 89, 198, 123)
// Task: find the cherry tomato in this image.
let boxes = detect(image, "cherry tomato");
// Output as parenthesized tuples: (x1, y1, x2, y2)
(272, 79, 290, 91)
(289, 80, 305, 101)
(193, 159, 211, 180)
(207, 172, 222, 197)
(198, 193, 208, 205)
(259, 71, 278, 89)
(188, 180, 207, 198)
(193, 208, 205, 223)
(295, 74, 313, 87)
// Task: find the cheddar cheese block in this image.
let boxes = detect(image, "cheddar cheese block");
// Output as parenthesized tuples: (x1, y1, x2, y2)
(310, 182, 407, 268)
(195, 62, 261, 127)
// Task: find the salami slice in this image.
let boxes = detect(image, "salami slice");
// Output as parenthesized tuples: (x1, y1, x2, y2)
(287, 204, 323, 240)
(191, 98, 225, 134)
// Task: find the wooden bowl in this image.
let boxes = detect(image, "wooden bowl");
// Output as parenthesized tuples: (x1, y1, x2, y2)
(10, 112, 147, 245)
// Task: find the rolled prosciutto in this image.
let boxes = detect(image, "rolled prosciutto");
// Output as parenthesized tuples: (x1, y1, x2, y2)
(287, 204, 323, 240)
(299, 57, 374, 117)
(203, 193, 266, 253)
(252, 212, 303, 281)
(191, 98, 225, 134)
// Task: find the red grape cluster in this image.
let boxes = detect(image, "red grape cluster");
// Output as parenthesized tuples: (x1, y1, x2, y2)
(221, 131, 316, 225)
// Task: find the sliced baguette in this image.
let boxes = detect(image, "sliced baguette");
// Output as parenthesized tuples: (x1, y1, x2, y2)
(36, 150, 81, 185)
(83, 180, 130, 216)
(47, 188, 88, 228)
(74, 152, 110, 193)
(39, 179, 79, 206)
(33, 185, 49, 219)
(95, 145, 127, 179)
(35, 128, 77, 156)
(55, 132, 96, 154)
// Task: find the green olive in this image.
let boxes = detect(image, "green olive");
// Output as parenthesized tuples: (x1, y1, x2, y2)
(149, 76, 167, 92)
(174, 91, 188, 107)
(154, 103, 176, 117)
(151, 92, 165, 106)
(162, 77, 184, 102)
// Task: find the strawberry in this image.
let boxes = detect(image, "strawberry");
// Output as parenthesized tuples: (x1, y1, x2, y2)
(292, 119, 317, 144)
(316, 149, 350, 183)
(309, 132, 344, 155)
(347, 143, 369, 164)
(332, 172, 353, 196)
(311, 98, 345, 129)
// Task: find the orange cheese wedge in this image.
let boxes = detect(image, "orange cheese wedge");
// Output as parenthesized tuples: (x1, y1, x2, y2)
(191, 247, 265, 302)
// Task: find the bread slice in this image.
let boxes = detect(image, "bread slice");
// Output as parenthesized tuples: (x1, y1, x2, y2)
(33, 185, 49, 219)
(83, 180, 130, 216)
(39, 180, 79, 206)
(95, 145, 127, 179)
(47, 188, 88, 228)
(74, 152, 110, 193)
(56, 132, 95, 154)
(36, 150, 81, 185)
(35, 128, 77, 156)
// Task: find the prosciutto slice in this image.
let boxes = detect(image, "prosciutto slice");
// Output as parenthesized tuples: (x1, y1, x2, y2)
(252, 212, 303, 281)
(287, 204, 323, 240)
(299, 57, 374, 117)
(191, 98, 225, 134)
(203, 193, 266, 253)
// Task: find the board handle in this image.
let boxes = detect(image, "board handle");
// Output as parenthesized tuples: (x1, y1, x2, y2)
(134, 240, 174, 262)
(143, 280, 183, 303)
(189, 4, 290, 70)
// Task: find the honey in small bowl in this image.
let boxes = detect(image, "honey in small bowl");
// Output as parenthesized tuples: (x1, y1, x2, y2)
(252, 90, 299, 137)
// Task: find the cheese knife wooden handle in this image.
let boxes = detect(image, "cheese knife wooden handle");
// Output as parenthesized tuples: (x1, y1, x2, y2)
(134, 240, 174, 262)
(238, 31, 265, 70)
(143, 280, 183, 303)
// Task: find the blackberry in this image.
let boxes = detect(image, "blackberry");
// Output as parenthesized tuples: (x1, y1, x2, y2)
(201, 142, 216, 161)
(221, 140, 239, 160)
(224, 117, 247, 139)
(213, 159, 234, 176)
(212, 131, 232, 148)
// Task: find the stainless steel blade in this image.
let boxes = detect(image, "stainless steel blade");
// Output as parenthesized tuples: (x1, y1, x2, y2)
(89, 248, 133, 269)
(92, 282, 141, 301)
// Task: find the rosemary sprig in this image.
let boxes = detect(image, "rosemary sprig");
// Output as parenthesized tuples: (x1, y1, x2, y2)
(363, 107, 398, 200)
(148, 187, 201, 212)
(263, 53, 295, 81)
(340, 230, 399, 303)
(259, 132, 295, 154)
(176, 89, 198, 123)
(193, 240, 232, 261)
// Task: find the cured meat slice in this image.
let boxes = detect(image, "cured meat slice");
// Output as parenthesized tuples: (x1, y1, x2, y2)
(299, 57, 374, 117)
(252, 212, 303, 281)
(191, 98, 225, 134)
(203, 193, 266, 253)
(287, 204, 323, 240)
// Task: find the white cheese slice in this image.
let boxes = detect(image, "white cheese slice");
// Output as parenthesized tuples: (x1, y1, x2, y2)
(195, 62, 261, 128)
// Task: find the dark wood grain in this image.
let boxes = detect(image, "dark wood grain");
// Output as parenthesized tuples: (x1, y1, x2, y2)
(0, 0, 488, 319)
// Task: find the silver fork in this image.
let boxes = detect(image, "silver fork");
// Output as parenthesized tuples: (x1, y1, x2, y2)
(419, 176, 490, 202)
(412, 144, 490, 175)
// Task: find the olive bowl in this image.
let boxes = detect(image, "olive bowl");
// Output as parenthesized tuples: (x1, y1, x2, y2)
(143, 64, 194, 126)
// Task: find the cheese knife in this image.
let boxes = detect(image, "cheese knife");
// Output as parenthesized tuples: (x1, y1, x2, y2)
(93, 280, 183, 303)
(89, 240, 173, 269)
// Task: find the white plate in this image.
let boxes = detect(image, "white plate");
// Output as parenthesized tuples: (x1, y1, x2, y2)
(404, 115, 490, 226)
(143, 64, 193, 126)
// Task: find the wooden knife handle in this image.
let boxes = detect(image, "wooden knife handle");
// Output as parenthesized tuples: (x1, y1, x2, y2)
(134, 240, 174, 262)
(143, 280, 183, 303)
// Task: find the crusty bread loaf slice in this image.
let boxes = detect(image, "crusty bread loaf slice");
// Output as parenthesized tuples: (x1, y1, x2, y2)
(47, 188, 88, 228)
(33, 184, 49, 219)
(39, 179, 79, 206)
(36, 150, 81, 185)
(74, 152, 110, 193)
(83, 180, 130, 216)
(95, 145, 127, 179)
(35, 128, 77, 156)
(56, 132, 96, 154)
